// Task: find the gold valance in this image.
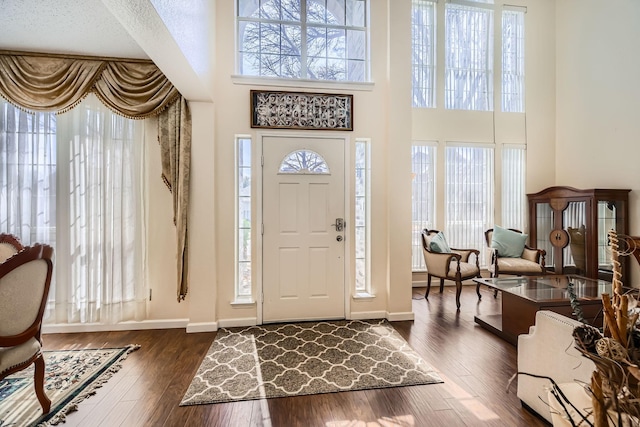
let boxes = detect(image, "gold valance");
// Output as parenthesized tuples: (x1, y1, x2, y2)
(0, 51, 179, 119)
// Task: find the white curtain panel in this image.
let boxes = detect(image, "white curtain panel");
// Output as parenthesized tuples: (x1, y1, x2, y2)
(444, 144, 494, 267)
(501, 145, 526, 231)
(0, 101, 57, 246)
(0, 96, 146, 325)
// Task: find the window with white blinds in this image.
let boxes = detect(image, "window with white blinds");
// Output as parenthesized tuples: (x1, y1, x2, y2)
(411, 143, 436, 270)
(445, 144, 494, 266)
(236, 136, 252, 299)
(411, 0, 436, 108)
(501, 145, 526, 230)
(502, 9, 525, 112)
(355, 139, 371, 292)
(445, 2, 494, 111)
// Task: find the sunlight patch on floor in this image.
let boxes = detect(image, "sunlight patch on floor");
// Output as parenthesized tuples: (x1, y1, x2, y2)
(327, 414, 415, 427)
(251, 335, 273, 427)
(438, 373, 500, 421)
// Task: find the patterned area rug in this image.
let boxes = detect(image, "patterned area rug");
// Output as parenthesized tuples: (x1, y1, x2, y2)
(180, 319, 442, 405)
(0, 345, 139, 427)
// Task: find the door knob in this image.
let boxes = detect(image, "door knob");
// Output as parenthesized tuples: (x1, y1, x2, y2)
(336, 235, 343, 242)
(331, 218, 344, 232)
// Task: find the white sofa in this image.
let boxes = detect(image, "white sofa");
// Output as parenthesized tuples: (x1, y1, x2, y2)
(517, 310, 596, 423)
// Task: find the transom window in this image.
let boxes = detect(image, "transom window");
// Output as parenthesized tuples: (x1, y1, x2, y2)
(412, 0, 525, 112)
(237, 0, 370, 82)
(279, 149, 330, 174)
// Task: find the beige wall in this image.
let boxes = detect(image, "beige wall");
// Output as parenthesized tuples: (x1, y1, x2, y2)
(555, 0, 640, 280)
(144, 0, 640, 329)
(555, 0, 640, 219)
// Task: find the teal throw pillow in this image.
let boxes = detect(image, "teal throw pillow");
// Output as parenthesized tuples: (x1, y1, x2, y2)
(429, 232, 451, 253)
(491, 225, 527, 258)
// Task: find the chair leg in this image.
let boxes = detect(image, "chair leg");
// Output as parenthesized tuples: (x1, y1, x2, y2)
(494, 289, 499, 298)
(476, 283, 482, 300)
(425, 275, 432, 299)
(34, 354, 51, 414)
(439, 278, 445, 293)
(455, 281, 462, 309)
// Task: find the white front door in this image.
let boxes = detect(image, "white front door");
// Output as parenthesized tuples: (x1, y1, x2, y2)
(262, 136, 345, 323)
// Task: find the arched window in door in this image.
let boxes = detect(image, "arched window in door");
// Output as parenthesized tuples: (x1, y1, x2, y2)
(279, 149, 330, 174)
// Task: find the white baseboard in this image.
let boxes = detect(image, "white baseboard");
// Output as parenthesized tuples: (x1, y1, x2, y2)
(41, 309, 421, 334)
(186, 322, 218, 333)
(348, 310, 388, 320)
(386, 311, 415, 321)
(346, 310, 417, 322)
(42, 318, 190, 334)
(217, 317, 258, 328)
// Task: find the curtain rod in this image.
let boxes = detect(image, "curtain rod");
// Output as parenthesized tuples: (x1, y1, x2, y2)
(0, 49, 154, 64)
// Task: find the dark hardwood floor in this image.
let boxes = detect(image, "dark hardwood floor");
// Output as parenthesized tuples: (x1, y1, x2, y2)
(40, 285, 548, 427)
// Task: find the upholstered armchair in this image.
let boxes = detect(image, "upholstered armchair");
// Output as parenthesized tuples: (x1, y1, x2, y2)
(0, 243, 55, 414)
(0, 233, 24, 263)
(480, 226, 546, 299)
(421, 229, 481, 309)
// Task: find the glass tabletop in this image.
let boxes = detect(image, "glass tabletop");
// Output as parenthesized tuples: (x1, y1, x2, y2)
(473, 275, 613, 303)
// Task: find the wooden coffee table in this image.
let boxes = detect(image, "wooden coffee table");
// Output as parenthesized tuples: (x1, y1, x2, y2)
(473, 275, 611, 345)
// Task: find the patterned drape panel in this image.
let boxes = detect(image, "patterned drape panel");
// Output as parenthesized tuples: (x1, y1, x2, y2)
(159, 97, 191, 301)
(0, 51, 191, 301)
(0, 52, 179, 117)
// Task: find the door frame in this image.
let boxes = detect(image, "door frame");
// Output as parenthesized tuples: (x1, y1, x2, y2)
(255, 131, 352, 325)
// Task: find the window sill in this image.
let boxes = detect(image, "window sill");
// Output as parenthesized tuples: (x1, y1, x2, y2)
(352, 292, 375, 301)
(231, 75, 375, 92)
(230, 297, 256, 308)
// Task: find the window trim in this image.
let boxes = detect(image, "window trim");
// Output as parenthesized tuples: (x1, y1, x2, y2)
(231, 74, 375, 91)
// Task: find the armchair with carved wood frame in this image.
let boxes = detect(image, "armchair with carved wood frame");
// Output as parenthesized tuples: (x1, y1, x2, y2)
(0, 233, 24, 263)
(0, 243, 55, 414)
(421, 229, 481, 309)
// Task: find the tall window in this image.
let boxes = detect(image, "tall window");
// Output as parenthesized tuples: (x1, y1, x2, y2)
(0, 95, 146, 324)
(445, 1, 494, 111)
(412, 1, 526, 112)
(237, 0, 369, 82)
(502, 9, 525, 112)
(411, 143, 436, 270)
(445, 144, 494, 265)
(354, 139, 370, 292)
(236, 137, 252, 299)
(501, 145, 526, 230)
(0, 104, 56, 246)
(412, 0, 436, 108)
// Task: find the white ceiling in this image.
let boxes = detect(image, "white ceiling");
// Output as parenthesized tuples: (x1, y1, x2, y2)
(0, 0, 149, 59)
(1, 0, 215, 102)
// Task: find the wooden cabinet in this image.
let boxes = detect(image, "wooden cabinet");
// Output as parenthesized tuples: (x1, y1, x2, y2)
(527, 187, 630, 281)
